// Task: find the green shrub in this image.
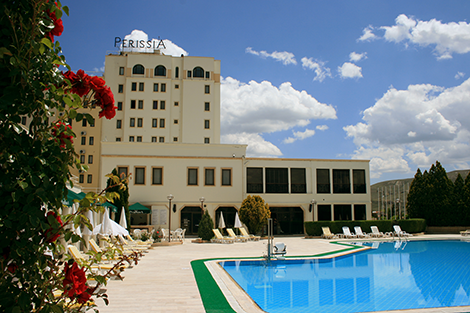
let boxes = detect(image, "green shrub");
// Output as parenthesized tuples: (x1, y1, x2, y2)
(198, 210, 214, 241)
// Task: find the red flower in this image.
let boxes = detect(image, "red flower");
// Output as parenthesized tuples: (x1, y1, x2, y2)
(44, 211, 63, 243)
(62, 70, 92, 97)
(63, 262, 91, 303)
(51, 121, 73, 149)
(95, 86, 116, 120)
(46, 3, 63, 42)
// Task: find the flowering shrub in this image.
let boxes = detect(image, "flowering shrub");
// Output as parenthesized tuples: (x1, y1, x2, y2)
(0, 1, 135, 312)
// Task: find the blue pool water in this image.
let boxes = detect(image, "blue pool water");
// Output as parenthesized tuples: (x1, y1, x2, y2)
(220, 240, 470, 313)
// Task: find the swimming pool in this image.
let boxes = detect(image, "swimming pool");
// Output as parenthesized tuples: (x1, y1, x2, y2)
(220, 240, 470, 313)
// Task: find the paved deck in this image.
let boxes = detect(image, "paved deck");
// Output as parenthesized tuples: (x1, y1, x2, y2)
(95, 235, 469, 313)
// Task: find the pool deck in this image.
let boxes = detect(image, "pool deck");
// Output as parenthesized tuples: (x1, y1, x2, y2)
(95, 234, 470, 313)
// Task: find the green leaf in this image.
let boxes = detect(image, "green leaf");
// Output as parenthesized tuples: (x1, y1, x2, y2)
(85, 114, 95, 125)
(41, 37, 53, 50)
(69, 109, 77, 119)
(39, 44, 45, 55)
(0, 47, 12, 58)
(18, 181, 28, 190)
(63, 6, 69, 16)
(76, 113, 83, 122)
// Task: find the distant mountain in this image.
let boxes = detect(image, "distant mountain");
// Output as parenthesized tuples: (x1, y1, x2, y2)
(370, 169, 470, 213)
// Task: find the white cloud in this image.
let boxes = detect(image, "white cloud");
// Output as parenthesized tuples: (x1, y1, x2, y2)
(246, 47, 297, 65)
(338, 62, 363, 79)
(316, 125, 329, 131)
(455, 72, 465, 80)
(358, 25, 378, 41)
(221, 77, 337, 156)
(344, 78, 470, 178)
(120, 30, 188, 57)
(221, 133, 282, 157)
(283, 129, 316, 144)
(349, 52, 367, 62)
(379, 14, 470, 59)
(301, 57, 332, 82)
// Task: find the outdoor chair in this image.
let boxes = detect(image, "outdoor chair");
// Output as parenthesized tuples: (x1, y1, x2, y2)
(354, 226, 371, 238)
(273, 242, 287, 256)
(67, 245, 129, 273)
(211, 229, 235, 244)
(117, 235, 150, 251)
(125, 234, 153, 247)
(370, 226, 384, 237)
(393, 225, 412, 237)
(460, 230, 470, 236)
(227, 228, 248, 242)
(240, 227, 260, 241)
(340, 226, 358, 238)
(321, 227, 338, 239)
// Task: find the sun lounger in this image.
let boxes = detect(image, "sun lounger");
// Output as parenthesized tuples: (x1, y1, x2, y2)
(340, 226, 358, 238)
(226, 228, 248, 242)
(240, 227, 260, 241)
(117, 235, 150, 251)
(67, 245, 129, 273)
(321, 227, 338, 239)
(370, 226, 384, 237)
(393, 225, 412, 237)
(211, 229, 235, 244)
(125, 234, 153, 247)
(460, 230, 470, 236)
(354, 226, 371, 238)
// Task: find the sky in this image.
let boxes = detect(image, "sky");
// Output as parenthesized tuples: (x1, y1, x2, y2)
(58, 0, 470, 184)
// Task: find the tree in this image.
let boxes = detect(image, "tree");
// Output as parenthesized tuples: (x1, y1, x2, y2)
(407, 168, 425, 219)
(427, 161, 453, 226)
(107, 168, 130, 231)
(198, 210, 214, 241)
(452, 173, 466, 226)
(239, 195, 271, 234)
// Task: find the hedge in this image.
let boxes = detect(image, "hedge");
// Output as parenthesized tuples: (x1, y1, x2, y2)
(304, 219, 426, 236)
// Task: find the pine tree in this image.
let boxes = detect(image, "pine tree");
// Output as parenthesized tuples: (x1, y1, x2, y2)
(452, 173, 465, 226)
(463, 173, 470, 225)
(106, 168, 130, 231)
(198, 210, 214, 241)
(427, 161, 453, 226)
(407, 168, 426, 219)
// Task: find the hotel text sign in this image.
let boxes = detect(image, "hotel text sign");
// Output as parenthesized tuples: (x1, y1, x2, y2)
(114, 37, 166, 50)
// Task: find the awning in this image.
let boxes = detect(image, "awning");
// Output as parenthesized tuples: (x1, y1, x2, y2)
(99, 201, 118, 213)
(129, 202, 151, 214)
(63, 189, 86, 206)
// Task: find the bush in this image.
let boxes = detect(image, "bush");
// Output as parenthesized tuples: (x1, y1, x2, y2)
(198, 210, 214, 241)
(239, 195, 270, 234)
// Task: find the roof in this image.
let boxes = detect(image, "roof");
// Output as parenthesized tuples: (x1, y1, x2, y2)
(129, 202, 151, 213)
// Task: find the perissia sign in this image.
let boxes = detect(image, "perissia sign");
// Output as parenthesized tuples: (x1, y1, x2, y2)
(114, 37, 166, 50)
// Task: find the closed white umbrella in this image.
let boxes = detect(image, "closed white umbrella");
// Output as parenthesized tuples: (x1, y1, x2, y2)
(93, 208, 129, 236)
(234, 212, 242, 228)
(81, 210, 94, 236)
(218, 212, 226, 229)
(119, 206, 127, 229)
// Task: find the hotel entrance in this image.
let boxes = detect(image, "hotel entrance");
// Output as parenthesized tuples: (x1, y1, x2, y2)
(180, 206, 203, 235)
(270, 207, 304, 235)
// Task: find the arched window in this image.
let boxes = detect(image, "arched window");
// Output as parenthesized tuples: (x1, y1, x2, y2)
(193, 66, 204, 78)
(132, 64, 145, 75)
(175, 67, 179, 78)
(155, 65, 166, 77)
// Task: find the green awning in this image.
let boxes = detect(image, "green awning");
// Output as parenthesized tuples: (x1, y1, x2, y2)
(129, 202, 151, 213)
(99, 201, 118, 213)
(63, 189, 86, 206)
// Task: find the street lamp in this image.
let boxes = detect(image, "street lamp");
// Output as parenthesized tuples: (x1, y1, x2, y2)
(199, 196, 205, 214)
(167, 194, 174, 242)
(310, 199, 317, 220)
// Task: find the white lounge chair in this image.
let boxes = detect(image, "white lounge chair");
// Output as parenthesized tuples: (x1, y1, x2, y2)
(393, 225, 411, 237)
(460, 230, 470, 236)
(321, 227, 338, 239)
(354, 226, 370, 238)
(227, 228, 248, 242)
(240, 227, 260, 241)
(340, 226, 358, 238)
(273, 242, 287, 256)
(370, 226, 384, 237)
(211, 229, 235, 244)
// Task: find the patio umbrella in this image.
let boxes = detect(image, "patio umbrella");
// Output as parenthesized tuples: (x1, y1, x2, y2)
(93, 208, 129, 236)
(81, 209, 94, 236)
(234, 212, 242, 228)
(218, 212, 226, 229)
(119, 206, 127, 229)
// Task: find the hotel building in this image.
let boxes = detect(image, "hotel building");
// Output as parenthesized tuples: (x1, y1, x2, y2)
(68, 49, 371, 235)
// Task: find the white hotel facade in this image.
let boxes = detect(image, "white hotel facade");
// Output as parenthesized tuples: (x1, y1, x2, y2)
(74, 49, 372, 235)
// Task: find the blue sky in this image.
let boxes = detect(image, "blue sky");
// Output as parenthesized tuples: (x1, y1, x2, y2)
(59, 0, 470, 184)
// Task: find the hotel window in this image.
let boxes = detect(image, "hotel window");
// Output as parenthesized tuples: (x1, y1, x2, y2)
(247, 168, 263, 193)
(137, 136, 142, 142)
(193, 66, 204, 78)
(174, 101, 179, 106)
(188, 168, 198, 186)
(159, 119, 165, 128)
(81, 136, 86, 145)
(116, 119, 122, 129)
(204, 120, 210, 129)
(152, 167, 163, 185)
(80, 155, 85, 164)
(159, 137, 164, 143)
(153, 101, 158, 109)
(89, 136, 94, 145)
(118, 167, 128, 178)
(130, 100, 136, 109)
(119, 67, 124, 75)
(132, 64, 144, 75)
(82, 119, 87, 127)
(87, 174, 92, 184)
(117, 101, 123, 111)
(204, 85, 210, 94)
(205, 71, 210, 79)
(353, 169, 367, 194)
(334, 204, 352, 221)
(116, 137, 121, 142)
(205, 168, 215, 186)
(318, 205, 332, 221)
(138, 100, 143, 109)
(266, 168, 288, 193)
(151, 136, 157, 142)
(90, 119, 95, 127)
(21, 116, 27, 125)
(175, 84, 179, 89)
(174, 119, 178, 124)
(291, 168, 306, 194)
(187, 70, 192, 78)
(204, 138, 210, 144)
(333, 169, 351, 194)
(354, 204, 367, 220)
(161, 83, 166, 92)
(88, 155, 93, 164)
(134, 167, 145, 185)
(175, 67, 179, 78)
(139, 82, 144, 91)
(129, 136, 135, 142)
(222, 169, 232, 186)
(160, 101, 165, 110)
(79, 174, 84, 184)
(204, 102, 210, 111)
(137, 118, 143, 127)
(130, 118, 135, 127)
(317, 169, 330, 194)
(173, 137, 178, 142)
(153, 83, 158, 92)
(131, 82, 137, 91)
(154, 65, 166, 77)
(152, 119, 158, 128)
(118, 84, 123, 93)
